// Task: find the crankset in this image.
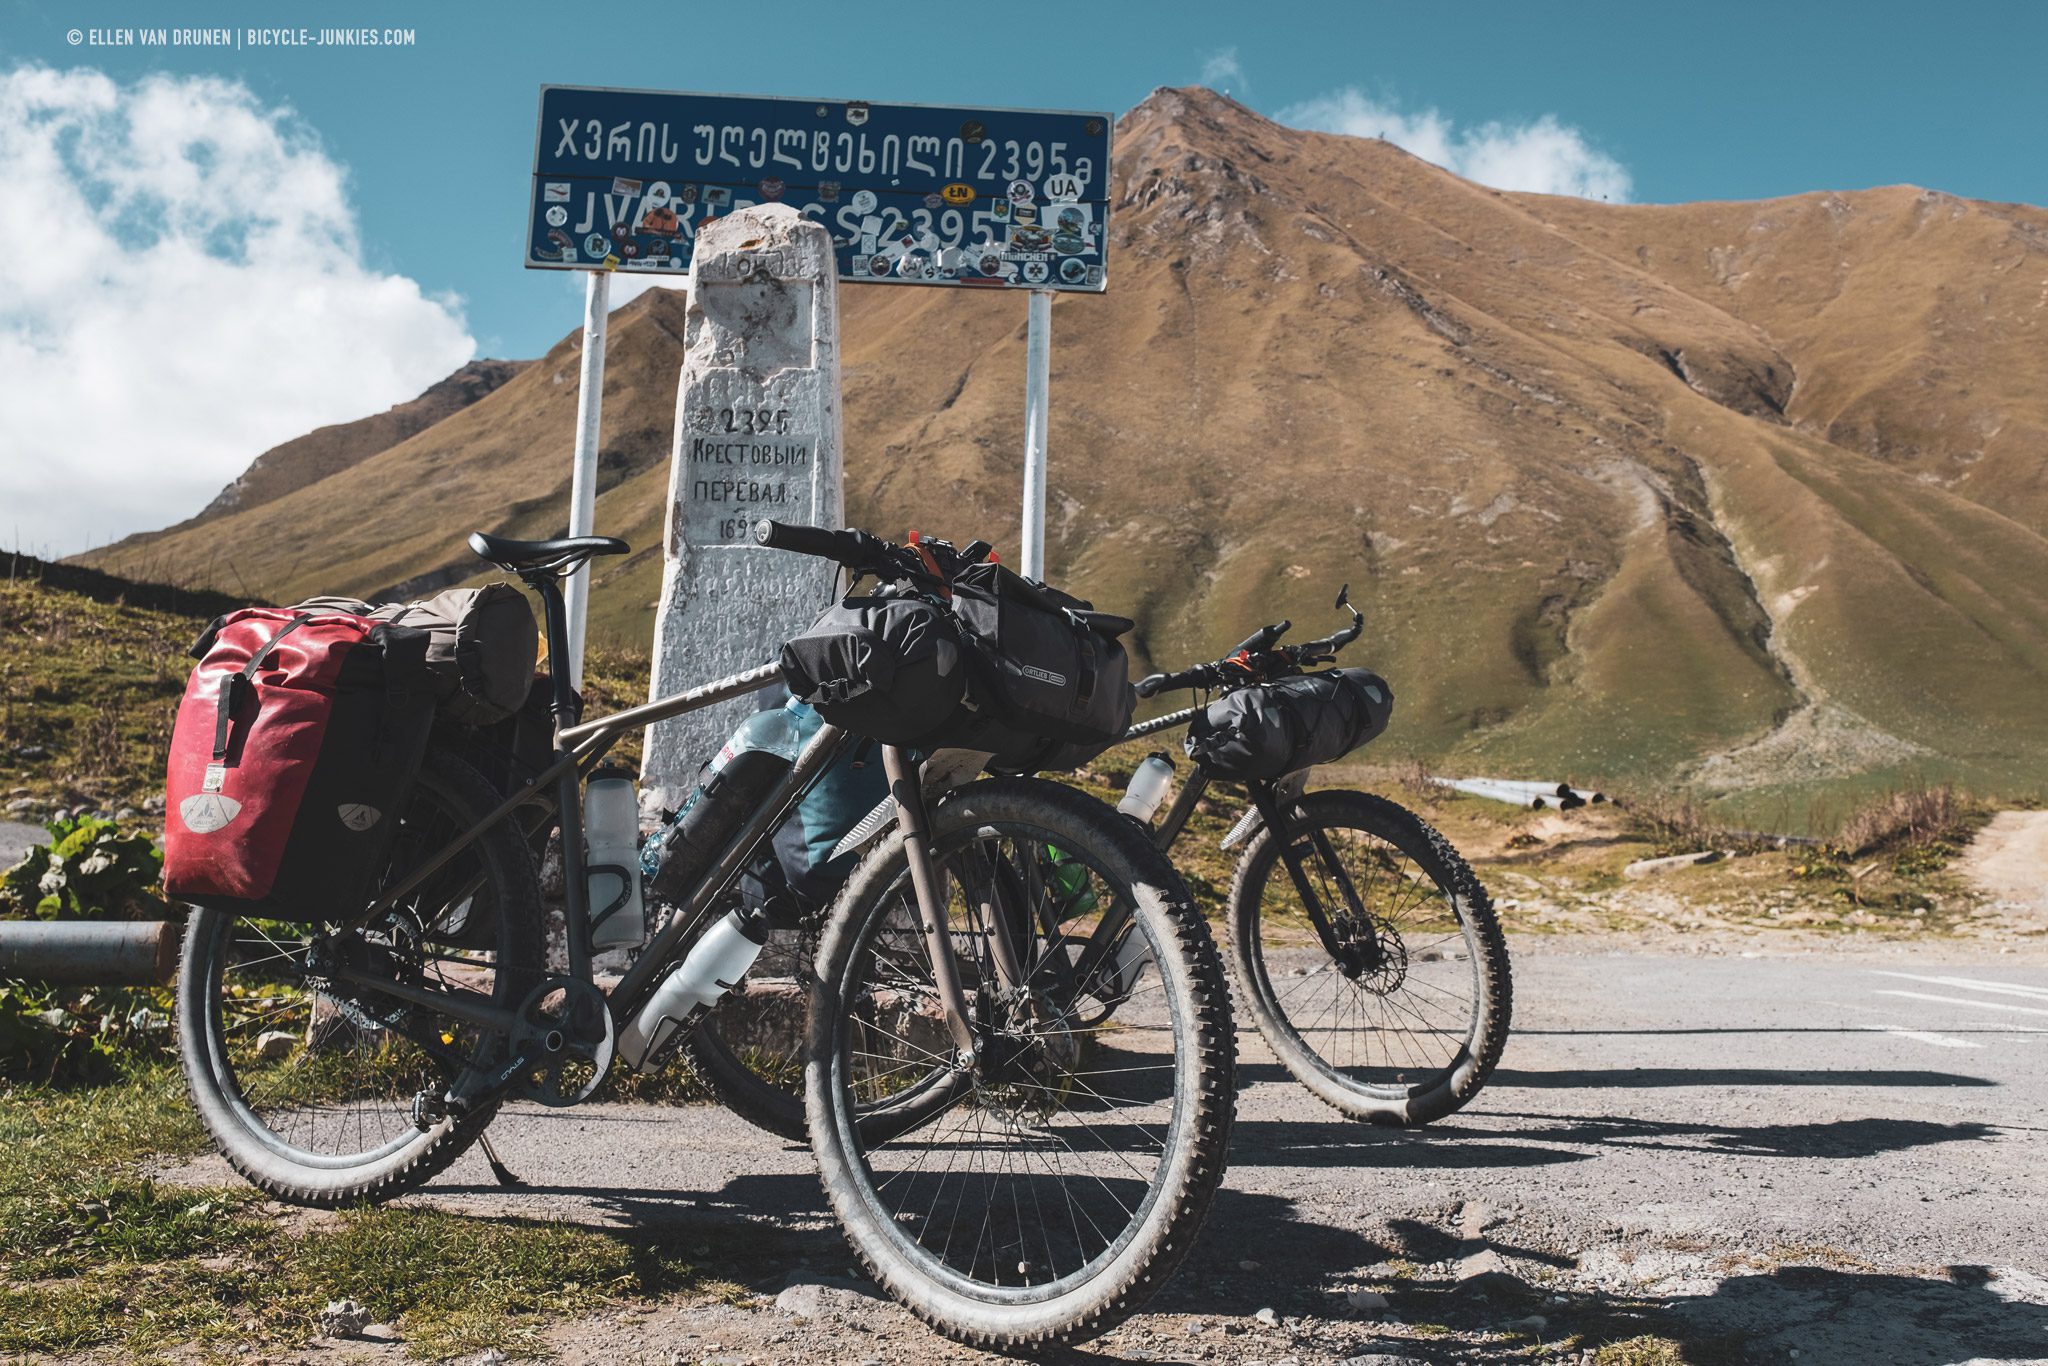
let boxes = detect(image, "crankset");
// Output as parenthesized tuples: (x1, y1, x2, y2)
(503, 976, 616, 1107)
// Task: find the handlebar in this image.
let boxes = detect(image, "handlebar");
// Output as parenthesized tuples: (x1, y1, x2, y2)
(1136, 585, 1364, 698)
(752, 519, 883, 567)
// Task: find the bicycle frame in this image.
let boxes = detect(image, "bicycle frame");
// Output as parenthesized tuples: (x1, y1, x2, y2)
(324, 566, 995, 1079)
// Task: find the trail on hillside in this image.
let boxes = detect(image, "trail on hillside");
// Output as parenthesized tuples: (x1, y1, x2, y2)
(1960, 810, 2048, 912)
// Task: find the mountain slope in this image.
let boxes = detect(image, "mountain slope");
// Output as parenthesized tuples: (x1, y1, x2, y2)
(79, 88, 2048, 809)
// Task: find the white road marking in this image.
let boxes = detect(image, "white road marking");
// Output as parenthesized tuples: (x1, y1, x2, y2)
(1870, 971, 2048, 1001)
(1873, 989, 2048, 1018)
(1856, 1023, 1982, 1049)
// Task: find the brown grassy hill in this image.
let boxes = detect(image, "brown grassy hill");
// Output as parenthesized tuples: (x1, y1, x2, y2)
(90, 360, 528, 578)
(79, 88, 2048, 814)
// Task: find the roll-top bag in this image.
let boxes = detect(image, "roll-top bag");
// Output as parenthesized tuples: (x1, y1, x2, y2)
(948, 561, 1135, 749)
(777, 591, 967, 747)
(1185, 668, 1394, 781)
(297, 583, 537, 725)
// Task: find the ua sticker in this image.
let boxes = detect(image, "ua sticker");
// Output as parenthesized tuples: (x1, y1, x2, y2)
(180, 793, 242, 834)
(337, 804, 382, 832)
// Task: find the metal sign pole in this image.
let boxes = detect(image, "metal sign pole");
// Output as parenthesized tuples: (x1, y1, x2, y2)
(1020, 287, 1053, 580)
(563, 269, 610, 691)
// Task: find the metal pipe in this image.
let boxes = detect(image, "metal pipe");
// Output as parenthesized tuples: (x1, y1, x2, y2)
(1020, 287, 1052, 579)
(564, 269, 611, 693)
(0, 920, 178, 985)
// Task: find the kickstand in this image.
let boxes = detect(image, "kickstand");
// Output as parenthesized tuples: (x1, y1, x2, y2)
(478, 1133, 524, 1189)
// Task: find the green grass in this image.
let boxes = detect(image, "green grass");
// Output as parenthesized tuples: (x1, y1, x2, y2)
(0, 1067, 766, 1360)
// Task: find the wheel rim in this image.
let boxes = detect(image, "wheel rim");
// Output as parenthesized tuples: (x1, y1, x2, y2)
(1251, 821, 1482, 1099)
(830, 822, 1187, 1302)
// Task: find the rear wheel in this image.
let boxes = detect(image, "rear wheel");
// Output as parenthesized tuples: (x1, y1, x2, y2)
(685, 919, 820, 1142)
(807, 779, 1234, 1349)
(174, 747, 543, 1205)
(1227, 789, 1510, 1126)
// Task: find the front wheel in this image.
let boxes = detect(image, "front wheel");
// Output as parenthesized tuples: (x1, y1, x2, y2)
(1228, 789, 1511, 1126)
(806, 778, 1234, 1350)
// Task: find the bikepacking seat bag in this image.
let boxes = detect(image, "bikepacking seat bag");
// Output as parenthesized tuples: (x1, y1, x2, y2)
(296, 583, 537, 725)
(942, 561, 1136, 773)
(162, 608, 436, 921)
(1185, 667, 1395, 782)
(778, 590, 967, 747)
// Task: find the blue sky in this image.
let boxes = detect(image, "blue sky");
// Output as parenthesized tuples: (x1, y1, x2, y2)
(1, 0, 2042, 551)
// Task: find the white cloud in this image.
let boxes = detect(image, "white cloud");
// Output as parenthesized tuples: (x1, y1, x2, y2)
(1199, 47, 1249, 96)
(1278, 87, 1632, 202)
(0, 66, 474, 557)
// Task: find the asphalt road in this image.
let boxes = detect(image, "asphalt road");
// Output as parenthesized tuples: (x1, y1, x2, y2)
(202, 941, 2046, 1365)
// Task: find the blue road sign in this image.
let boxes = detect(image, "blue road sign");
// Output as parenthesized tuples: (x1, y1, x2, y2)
(527, 87, 1112, 292)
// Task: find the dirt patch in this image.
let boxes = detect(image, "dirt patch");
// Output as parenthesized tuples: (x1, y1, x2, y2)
(1959, 810, 2048, 914)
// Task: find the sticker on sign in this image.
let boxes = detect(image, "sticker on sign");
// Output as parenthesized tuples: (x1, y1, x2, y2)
(525, 86, 1113, 292)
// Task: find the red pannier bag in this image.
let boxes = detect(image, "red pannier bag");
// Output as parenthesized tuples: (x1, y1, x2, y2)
(162, 608, 435, 921)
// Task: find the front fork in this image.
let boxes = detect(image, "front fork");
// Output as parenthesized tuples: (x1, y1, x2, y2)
(1251, 776, 1380, 974)
(880, 745, 1034, 1064)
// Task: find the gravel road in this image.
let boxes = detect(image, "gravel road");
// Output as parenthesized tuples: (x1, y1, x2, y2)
(190, 939, 2046, 1366)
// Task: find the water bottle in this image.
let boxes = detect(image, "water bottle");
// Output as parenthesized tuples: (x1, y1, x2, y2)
(1118, 753, 1176, 824)
(616, 905, 769, 1069)
(584, 772, 645, 949)
(642, 701, 806, 905)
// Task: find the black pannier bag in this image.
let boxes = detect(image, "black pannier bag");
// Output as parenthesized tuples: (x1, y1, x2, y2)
(778, 591, 968, 746)
(1185, 667, 1394, 782)
(297, 583, 538, 725)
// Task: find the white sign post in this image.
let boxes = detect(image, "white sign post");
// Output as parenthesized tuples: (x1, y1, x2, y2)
(641, 204, 845, 810)
(1019, 287, 1053, 580)
(562, 270, 609, 692)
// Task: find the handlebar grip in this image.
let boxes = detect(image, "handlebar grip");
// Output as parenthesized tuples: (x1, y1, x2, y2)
(1232, 620, 1291, 657)
(1135, 672, 1169, 699)
(753, 520, 868, 565)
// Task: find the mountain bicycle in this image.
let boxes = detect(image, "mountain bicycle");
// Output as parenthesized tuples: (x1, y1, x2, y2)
(1122, 590, 1511, 1126)
(172, 523, 1234, 1350)
(689, 592, 1510, 1135)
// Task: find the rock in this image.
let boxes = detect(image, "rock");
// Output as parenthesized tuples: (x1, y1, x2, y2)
(1341, 1355, 1422, 1366)
(1253, 1306, 1280, 1328)
(317, 1299, 368, 1336)
(1343, 1286, 1389, 1310)
(5, 797, 41, 815)
(255, 1031, 297, 1062)
(773, 1279, 874, 1319)
(144, 794, 166, 812)
(115, 807, 140, 821)
(1623, 850, 1726, 879)
(1238, 1258, 1260, 1271)
(360, 1322, 401, 1342)
(1510, 1314, 1548, 1332)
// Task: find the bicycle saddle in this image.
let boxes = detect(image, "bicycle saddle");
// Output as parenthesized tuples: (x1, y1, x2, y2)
(467, 531, 630, 575)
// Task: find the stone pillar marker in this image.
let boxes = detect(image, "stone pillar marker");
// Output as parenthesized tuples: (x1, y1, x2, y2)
(642, 203, 844, 810)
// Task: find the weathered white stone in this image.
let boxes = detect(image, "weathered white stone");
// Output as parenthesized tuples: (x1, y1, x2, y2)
(643, 204, 844, 809)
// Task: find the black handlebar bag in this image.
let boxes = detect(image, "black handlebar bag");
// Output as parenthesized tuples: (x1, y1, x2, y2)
(941, 562, 1135, 773)
(1186, 668, 1394, 781)
(779, 591, 968, 747)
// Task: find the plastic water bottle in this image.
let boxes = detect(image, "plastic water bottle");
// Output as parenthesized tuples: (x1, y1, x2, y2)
(1118, 753, 1176, 825)
(584, 773, 645, 949)
(616, 906, 769, 1069)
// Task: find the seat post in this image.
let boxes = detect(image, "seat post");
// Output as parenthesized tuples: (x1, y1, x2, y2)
(525, 571, 582, 731)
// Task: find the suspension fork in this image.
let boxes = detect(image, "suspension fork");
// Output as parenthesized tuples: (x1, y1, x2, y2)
(881, 745, 983, 1061)
(1251, 779, 1376, 970)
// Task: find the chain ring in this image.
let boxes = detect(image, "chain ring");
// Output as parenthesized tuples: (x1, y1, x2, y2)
(506, 976, 616, 1107)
